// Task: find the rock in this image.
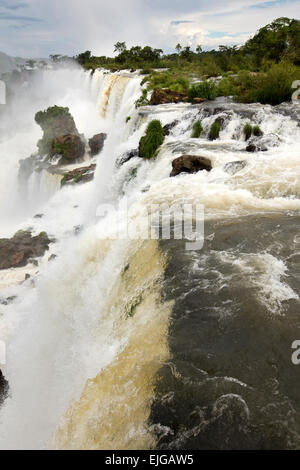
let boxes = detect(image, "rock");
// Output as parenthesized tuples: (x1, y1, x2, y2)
(117, 149, 139, 166)
(223, 160, 247, 175)
(170, 155, 212, 177)
(0, 296, 16, 305)
(149, 89, 187, 105)
(48, 254, 57, 261)
(61, 163, 96, 186)
(51, 134, 85, 161)
(88, 133, 107, 156)
(34, 214, 44, 219)
(246, 133, 281, 152)
(0, 231, 51, 270)
(163, 120, 179, 136)
(0, 370, 8, 406)
(193, 98, 208, 104)
(35, 105, 81, 157)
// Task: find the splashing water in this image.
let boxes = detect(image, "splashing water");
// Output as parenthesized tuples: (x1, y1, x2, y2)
(1, 66, 300, 449)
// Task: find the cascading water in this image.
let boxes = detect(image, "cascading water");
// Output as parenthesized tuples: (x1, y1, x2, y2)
(1, 65, 300, 449)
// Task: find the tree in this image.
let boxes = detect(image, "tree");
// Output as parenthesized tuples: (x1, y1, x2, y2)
(114, 42, 127, 54)
(196, 45, 202, 54)
(175, 43, 182, 54)
(76, 51, 91, 66)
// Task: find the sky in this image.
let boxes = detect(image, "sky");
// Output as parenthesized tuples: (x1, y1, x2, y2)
(0, 0, 299, 58)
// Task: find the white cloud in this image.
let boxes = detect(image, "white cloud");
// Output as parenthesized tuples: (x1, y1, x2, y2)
(0, 0, 299, 57)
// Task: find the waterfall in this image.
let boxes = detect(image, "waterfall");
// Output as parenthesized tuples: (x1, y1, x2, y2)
(1, 65, 300, 450)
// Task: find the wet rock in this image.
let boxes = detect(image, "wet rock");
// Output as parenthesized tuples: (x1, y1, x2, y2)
(0, 231, 51, 270)
(193, 98, 208, 104)
(61, 163, 96, 186)
(170, 155, 212, 177)
(0, 370, 8, 406)
(35, 105, 81, 158)
(150, 89, 187, 105)
(117, 149, 138, 166)
(246, 133, 281, 152)
(48, 254, 57, 261)
(34, 214, 44, 219)
(88, 133, 107, 156)
(0, 296, 16, 305)
(163, 120, 179, 136)
(224, 160, 247, 175)
(51, 134, 85, 161)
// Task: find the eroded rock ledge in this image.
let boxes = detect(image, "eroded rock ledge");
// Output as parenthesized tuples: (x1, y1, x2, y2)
(0, 231, 51, 270)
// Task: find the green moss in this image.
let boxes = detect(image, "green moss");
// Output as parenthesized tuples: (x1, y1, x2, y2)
(125, 116, 131, 123)
(191, 120, 203, 138)
(243, 123, 253, 141)
(209, 122, 221, 140)
(253, 125, 263, 137)
(139, 120, 165, 159)
(34, 105, 78, 157)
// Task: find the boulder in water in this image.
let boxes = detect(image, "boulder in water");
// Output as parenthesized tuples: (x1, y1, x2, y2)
(246, 133, 281, 152)
(35, 105, 85, 160)
(51, 134, 85, 161)
(0, 231, 51, 270)
(224, 160, 247, 175)
(117, 149, 139, 166)
(88, 133, 107, 156)
(163, 120, 179, 136)
(170, 155, 212, 177)
(61, 163, 96, 186)
(150, 89, 187, 105)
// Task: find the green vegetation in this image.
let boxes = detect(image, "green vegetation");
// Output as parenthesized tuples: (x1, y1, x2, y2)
(209, 122, 221, 141)
(243, 122, 264, 140)
(253, 125, 263, 137)
(188, 81, 217, 102)
(125, 116, 131, 123)
(139, 120, 165, 159)
(135, 88, 149, 108)
(54, 17, 300, 107)
(35, 105, 78, 156)
(243, 123, 253, 141)
(191, 120, 203, 138)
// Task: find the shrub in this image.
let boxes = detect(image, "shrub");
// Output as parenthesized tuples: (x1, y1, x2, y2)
(135, 89, 149, 108)
(234, 62, 300, 105)
(216, 77, 237, 97)
(243, 123, 253, 141)
(139, 120, 165, 159)
(253, 125, 263, 137)
(209, 122, 221, 140)
(188, 81, 217, 102)
(191, 120, 203, 138)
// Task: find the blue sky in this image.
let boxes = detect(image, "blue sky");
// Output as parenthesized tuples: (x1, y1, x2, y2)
(0, 0, 299, 58)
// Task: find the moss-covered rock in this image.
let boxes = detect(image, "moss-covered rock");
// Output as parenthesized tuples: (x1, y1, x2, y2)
(51, 134, 85, 161)
(35, 105, 84, 160)
(61, 163, 96, 186)
(139, 120, 165, 159)
(191, 120, 203, 138)
(209, 121, 221, 141)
